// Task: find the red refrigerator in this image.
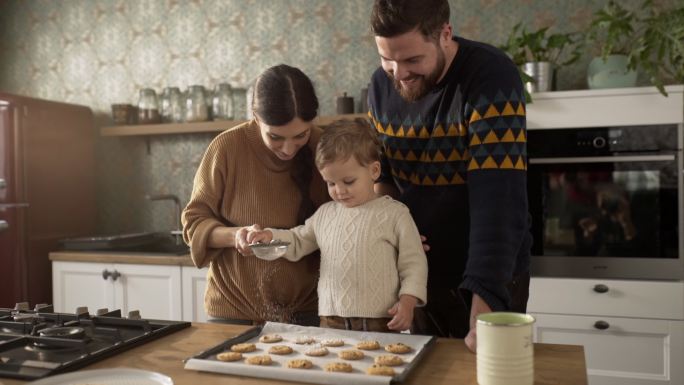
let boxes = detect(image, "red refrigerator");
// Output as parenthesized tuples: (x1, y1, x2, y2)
(0, 93, 96, 308)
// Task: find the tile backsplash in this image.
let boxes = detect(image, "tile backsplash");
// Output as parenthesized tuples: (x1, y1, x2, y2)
(0, 0, 657, 233)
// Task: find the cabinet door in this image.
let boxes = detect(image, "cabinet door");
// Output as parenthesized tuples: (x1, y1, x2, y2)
(181, 267, 208, 322)
(52, 261, 114, 313)
(113, 264, 182, 320)
(532, 313, 683, 385)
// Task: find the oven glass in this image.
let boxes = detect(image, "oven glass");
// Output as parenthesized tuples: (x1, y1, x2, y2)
(529, 158, 678, 259)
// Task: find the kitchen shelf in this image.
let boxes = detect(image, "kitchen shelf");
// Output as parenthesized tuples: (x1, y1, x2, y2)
(100, 113, 368, 137)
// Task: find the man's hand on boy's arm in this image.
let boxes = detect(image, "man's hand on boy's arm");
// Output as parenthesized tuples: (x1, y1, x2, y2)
(386, 294, 418, 331)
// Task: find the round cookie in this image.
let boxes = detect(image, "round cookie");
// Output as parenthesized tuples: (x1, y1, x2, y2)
(367, 364, 396, 376)
(216, 351, 242, 362)
(304, 346, 329, 357)
(245, 355, 272, 366)
(338, 349, 365, 360)
(295, 336, 316, 344)
(230, 343, 256, 353)
(268, 345, 293, 355)
(259, 334, 283, 343)
(287, 359, 313, 369)
(375, 354, 404, 366)
(324, 362, 353, 373)
(321, 338, 345, 347)
(356, 340, 381, 350)
(385, 342, 412, 354)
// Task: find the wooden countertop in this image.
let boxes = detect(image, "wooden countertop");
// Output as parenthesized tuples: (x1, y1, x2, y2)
(49, 251, 194, 266)
(0, 323, 587, 385)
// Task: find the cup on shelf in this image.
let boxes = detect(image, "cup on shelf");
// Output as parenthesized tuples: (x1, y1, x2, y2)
(111, 104, 136, 125)
(336, 92, 354, 115)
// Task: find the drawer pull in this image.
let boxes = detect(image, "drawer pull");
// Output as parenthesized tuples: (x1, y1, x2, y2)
(593, 284, 609, 293)
(594, 320, 610, 330)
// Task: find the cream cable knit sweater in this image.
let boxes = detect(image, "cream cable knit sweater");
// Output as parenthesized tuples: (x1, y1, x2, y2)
(270, 195, 428, 318)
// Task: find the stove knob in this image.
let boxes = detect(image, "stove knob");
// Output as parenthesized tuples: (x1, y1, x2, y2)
(96, 308, 109, 316)
(14, 302, 29, 311)
(127, 310, 141, 320)
(75, 306, 89, 316)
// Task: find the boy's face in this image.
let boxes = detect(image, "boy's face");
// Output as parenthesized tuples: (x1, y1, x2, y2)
(319, 156, 381, 208)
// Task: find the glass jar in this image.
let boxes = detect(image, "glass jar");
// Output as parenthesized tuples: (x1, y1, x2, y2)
(160, 87, 183, 123)
(232, 87, 247, 120)
(212, 83, 234, 120)
(184, 85, 209, 122)
(137, 88, 161, 124)
(245, 83, 254, 120)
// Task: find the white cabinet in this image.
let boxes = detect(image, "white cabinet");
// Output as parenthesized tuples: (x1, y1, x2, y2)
(529, 277, 684, 385)
(181, 266, 208, 322)
(52, 261, 182, 321)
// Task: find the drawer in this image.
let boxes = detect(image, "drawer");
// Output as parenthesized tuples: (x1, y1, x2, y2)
(532, 313, 684, 385)
(528, 277, 684, 319)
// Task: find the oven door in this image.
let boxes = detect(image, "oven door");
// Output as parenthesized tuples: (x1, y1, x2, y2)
(528, 153, 680, 262)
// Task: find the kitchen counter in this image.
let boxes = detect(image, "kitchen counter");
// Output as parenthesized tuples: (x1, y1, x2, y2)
(49, 250, 194, 266)
(0, 323, 587, 385)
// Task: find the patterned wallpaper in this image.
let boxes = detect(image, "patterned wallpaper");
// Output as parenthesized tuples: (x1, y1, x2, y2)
(0, 0, 664, 233)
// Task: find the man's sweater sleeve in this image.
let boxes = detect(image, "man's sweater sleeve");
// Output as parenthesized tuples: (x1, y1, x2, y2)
(458, 68, 530, 311)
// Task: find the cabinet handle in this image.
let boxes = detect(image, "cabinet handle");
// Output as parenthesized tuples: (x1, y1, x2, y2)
(102, 269, 111, 280)
(110, 270, 121, 281)
(0, 178, 6, 189)
(594, 320, 610, 330)
(0, 220, 8, 232)
(593, 284, 609, 293)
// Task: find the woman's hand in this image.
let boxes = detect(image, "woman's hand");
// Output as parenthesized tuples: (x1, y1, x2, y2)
(386, 295, 418, 331)
(246, 228, 274, 245)
(234, 224, 263, 256)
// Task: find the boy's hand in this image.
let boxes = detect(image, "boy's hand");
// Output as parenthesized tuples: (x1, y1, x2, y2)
(246, 228, 274, 246)
(386, 295, 418, 331)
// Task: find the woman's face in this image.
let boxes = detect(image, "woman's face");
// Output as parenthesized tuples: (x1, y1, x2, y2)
(257, 116, 313, 161)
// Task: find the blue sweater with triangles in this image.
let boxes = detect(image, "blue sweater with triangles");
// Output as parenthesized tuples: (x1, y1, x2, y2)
(368, 36, 532, 312)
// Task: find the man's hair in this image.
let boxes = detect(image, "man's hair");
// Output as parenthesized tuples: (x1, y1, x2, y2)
(316, 118, 381, 170)
(370, 0, 450, 40)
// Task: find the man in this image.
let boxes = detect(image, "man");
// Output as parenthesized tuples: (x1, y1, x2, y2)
(368, 0, 532, 352)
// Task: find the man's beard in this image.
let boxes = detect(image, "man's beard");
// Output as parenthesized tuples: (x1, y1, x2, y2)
(389, 46, 446, 103)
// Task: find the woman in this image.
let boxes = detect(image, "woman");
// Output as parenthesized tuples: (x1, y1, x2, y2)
(182, 64, 329, 325)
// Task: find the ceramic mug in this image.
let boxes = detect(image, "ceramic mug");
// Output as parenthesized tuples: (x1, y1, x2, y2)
(476, 312, 535, 385)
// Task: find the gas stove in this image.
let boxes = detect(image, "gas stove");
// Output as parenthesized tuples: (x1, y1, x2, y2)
(0, 302, 190, 380)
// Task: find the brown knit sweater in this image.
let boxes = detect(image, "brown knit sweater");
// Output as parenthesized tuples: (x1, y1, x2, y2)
(182, 120, 329, 322)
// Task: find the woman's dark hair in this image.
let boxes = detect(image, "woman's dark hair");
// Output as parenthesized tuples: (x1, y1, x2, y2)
(252, 64, 319, 224)
(371, 0, 450, 40)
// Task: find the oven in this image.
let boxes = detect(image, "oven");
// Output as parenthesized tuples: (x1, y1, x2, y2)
(527, 123, 684, 280)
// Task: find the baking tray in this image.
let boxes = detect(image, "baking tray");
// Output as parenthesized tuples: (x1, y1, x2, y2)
(184, 321, 436, 385)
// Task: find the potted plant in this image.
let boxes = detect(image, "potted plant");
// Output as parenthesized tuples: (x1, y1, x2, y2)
(500, 23, 582, 94)
(584, 0, 639, 89)
(629, 0, 684, 96)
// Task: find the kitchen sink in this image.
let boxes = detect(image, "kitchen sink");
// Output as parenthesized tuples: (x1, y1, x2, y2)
(60, 231, 189, 255)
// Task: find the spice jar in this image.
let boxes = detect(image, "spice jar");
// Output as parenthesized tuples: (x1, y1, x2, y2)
(184, 85, 209, 122)
(212, 83, 234, 120)
(137, 88, 161, 124)
(160, 87, 183, 123)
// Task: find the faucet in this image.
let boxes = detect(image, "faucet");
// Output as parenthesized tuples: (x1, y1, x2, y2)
(146, 194, 182, 244)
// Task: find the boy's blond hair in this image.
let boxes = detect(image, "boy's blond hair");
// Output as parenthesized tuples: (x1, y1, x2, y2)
(315, 118, 381, 169)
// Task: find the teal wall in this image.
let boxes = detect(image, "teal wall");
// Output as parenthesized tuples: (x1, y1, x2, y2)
(0, 0, 666, 233)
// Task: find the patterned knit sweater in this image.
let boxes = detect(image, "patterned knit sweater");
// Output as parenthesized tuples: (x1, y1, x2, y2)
(182, 120, 329, 322)
(270, 196, 428, 318)
(368, 36, 532, 311)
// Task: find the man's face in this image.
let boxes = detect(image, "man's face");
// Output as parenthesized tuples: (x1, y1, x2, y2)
(375, 28, 446, 102)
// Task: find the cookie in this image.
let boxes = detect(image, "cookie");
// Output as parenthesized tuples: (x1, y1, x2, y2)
(367, 364, 395, 376)
(216, 351, 242, 362)
(324, 362, 353, 373)
(338, 349, 365, 360)
(374, 354, 404, 366)
(295, 336, 316, 344)
(287, 359, 313, 369)
(356, 340, 381, 350)
(268, 345, 293, 355)
(321, 338, 345, 347)
(304, 346, 329, 357)
(259, 334, 283, 343)
(245, 355, 272, 365)
(385, 342, 412, 354)
(230, 343, 256, 353)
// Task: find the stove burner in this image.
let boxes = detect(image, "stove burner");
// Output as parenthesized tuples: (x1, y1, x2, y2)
(38, 327, 86, 340)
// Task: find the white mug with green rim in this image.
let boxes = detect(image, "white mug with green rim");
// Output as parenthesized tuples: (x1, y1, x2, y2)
(476, 312, 535, 385)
